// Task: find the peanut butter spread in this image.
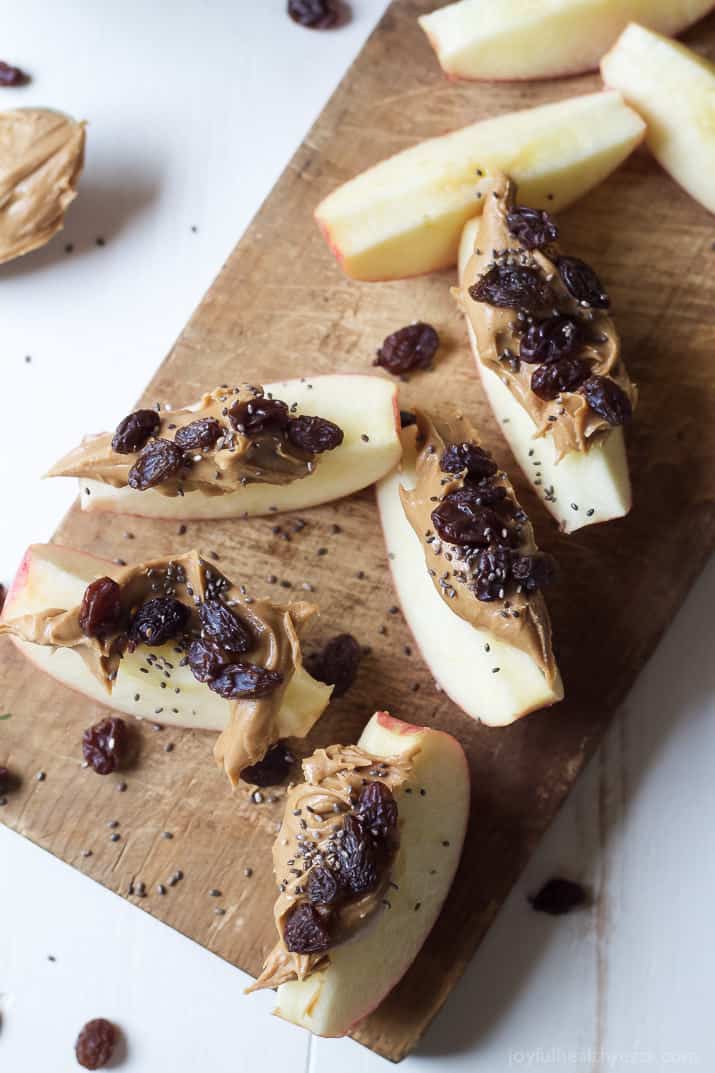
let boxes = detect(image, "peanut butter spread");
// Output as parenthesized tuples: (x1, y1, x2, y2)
(459, 174, 637, 460)
(0, 550, 317, 782)
(249, 744, 414, 993)
(47, 386, 317, 496)
(0, 108, 85, 264)
(401, 411, 557, 684)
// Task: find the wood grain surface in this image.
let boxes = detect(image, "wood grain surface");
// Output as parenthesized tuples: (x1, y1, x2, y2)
(2, 1, 714, 1062)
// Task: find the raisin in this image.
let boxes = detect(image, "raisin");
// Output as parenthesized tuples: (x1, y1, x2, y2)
(199, 599, 252, 654)
(432, 489, 511, 548)
(240, 743, 295, 786)
(336, 814, 379, 896)
(557, 256, 609, 308)
(111, 408, 160, 454)
(469, 265, 554, 313)
(127, 439, 183, 490)
(208, 663, 284, 699)
(82, 717, 127, 776)
(399, 409, 417, 428)
(357, 781, 398, 840)
(440, 441, 498, 481)
(128, 597, 189, 646)
(228, 396, 289, 435)
(0, 61, 29, 86)
(519, 315, 583, 365)
(529, 877, 589, 915)
(286, 415, 344, 453)
(374, 322, 439, 375)
(75, 1018, 117, 1070)
(287, 0, 339, 29)
(474, 545, 513, 601)
(530, 358, 591, 401)
(173, 417, 222, 451)
(305, 634, 361, 698)
(187, 638, 229, 683)
(581, 375, 632, 425)
(469, 481, 509, 509)
(283, 902, 331, 954)
(511, 552, 557, 594)
(78, 577, 122, 639)
(506, 206, 558, 250)
(307, 865, 343, 906)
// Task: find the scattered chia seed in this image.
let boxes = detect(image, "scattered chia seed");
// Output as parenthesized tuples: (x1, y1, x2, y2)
(164, 743, 174, 753)
(331, 524, 342, 535)
(214, 907, 226, 916)
(317, 547, 328, 556)
(81, 849, 92, 858)
(96, 236, 105, 246)
(177, 524, 187, 535)
(110, 833, 121, 842)
(156, 883, 166, 895)
(208, 888, 221, 898)
(388, 606, 399, 615)
(36, 771, 46, 782)
(243, 867, 253, 878)
(161, 831, 173, 840)
(107, 820, 119, 829)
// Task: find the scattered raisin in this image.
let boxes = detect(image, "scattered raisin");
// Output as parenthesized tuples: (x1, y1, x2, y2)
(557, 256, 609, 308)
(336, 814, 379, 896)
(78, 577, 122, 639)
(474, 545, 513, 601)
(374, 322, 439, 376)
(0, 61, 29, 86)
(75, 1018, 117, 1070)
(82, 717, 128, 776)
(469, 265, 554, 313)
(305, 634, 361, 697)
(208, 663, 283, 699)
(287, 0, 339, 29)
(199, 599, 252, 654)
(506, 206, 558, 250)
(440, 441, 497, 481)
(511, 552, 557, 594)
(174, 417, 222, 451)
(111, 408, 160, 454)
(128, 597, 189, 646)
(240, 743, 295, 786)
(581, 375, 632, 425)
(519, 315, 583, 365)
(283, 902, 331, 953)
(357, 781, 398, 840)
(286, 415, 344, 453)
(529, 877, 589, 915)
(228, 396, 289, 435)
(127, 439, 183, 490)
(530, 358, 591, 401)
(432, 489, 512, 548)
(399, 410, 417, 428)
(187, 638, 229, 683)
(307, 865, 343, 905)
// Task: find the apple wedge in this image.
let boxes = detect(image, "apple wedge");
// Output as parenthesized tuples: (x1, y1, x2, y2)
(602, 22, 715, 214)
(458, 217, 632, 532)
(376, 427, 563, 726)
(50, 375, 401, 520)
(314, 91, 644, 281)
(419, 0, 714, 82)
(0, 544, 332, 741)
(273, 711, 470, 1038)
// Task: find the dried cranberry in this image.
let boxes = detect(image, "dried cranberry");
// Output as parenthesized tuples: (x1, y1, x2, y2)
(440, 442, 497, 481)
(283, 902, 331, 954)
(336, 814, 380, 896)
(374, 322, 439, 376)
(432, 489, 511, 548)
(474, 545, 513, 601)
(305, 634, 361, 698)
(357, 781, 398, 840)
(581, 375, 632, 425)
(127, 439, 183, 490)
(529, 877, 589, 915)
(128, 597, 189, 646)
(208, 663, 283, 699)
(199, 599, 252, 654)
(75, 1018, 117, 1070)
(530, 358, 591, 401)
(82, 717, 127, 776)
(228, 396, 289, 435)
(469, 265, 554, 313)
(111, 408, 160, 454)
(174, 417, 222, 451)
(511, 552, 557, 594)
(520, 315, 583, 365)
(0, 61, 29, 86)
(78, 577, 122, 639)
(187, 638, 229, 683)
(287, 0, 339, 29)
(399, 410, 417, 428)
(240, 743, 295, 786)
(506, 206, 558, 250)
(286, 415, 344, 453)
(307, 866, 344, 905)
(557, 256, 609, 308)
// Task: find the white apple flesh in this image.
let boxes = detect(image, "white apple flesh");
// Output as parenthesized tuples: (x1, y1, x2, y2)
(66, 375, 401, 519)
(458, 218, 632, 533)
(274, 711, 470, 1038)
(602, 22, 715, 215)
(419, 0, 715, 82)
(1, 544, 332, 735)
(376, 429, 563, 725)
(315, 91, 644, 281)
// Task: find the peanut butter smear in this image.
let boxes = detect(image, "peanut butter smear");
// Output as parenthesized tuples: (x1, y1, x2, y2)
(459, 174, 637, 460)
(248, 744, 414, 993)
(401, 411, 557, 684)
(0, 108, 85, 264)
(0, 550, 317, 782)
(47, 386, 316, 497)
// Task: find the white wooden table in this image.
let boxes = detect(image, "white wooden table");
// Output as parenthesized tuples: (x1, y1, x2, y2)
(1, 3, 713, 1070)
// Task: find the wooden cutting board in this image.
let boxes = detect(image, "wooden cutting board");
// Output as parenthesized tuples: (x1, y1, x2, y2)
(2, 1, 714, 1062)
